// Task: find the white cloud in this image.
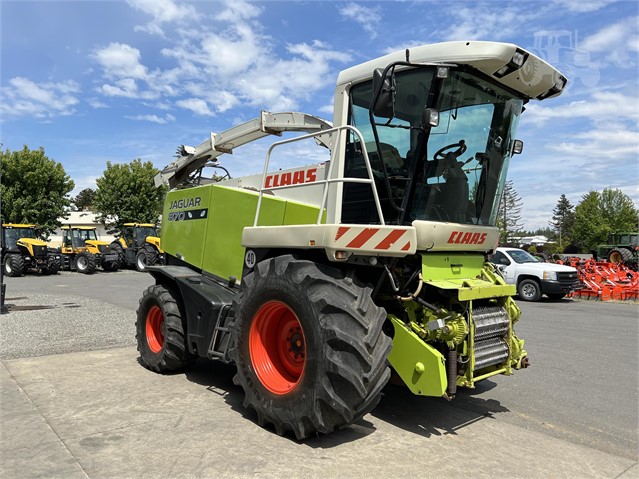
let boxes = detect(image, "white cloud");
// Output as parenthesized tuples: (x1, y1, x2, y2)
(88, 98, 108, 109)
(440, 6, 537, 41)
(92, 43, 147, 79)
(176, 98, 214, 116)
(0, 77, 80, 118)
(525, 91, 639, 125)
(339, 3, 382, 39)
(126, 0, 195, 36)
(125, 113, 175, 124)
(215, 0, 262, 22)
(551, 0, 618, 13)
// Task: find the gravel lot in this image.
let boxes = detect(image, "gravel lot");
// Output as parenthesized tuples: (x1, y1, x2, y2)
(1, 270, 153, 359)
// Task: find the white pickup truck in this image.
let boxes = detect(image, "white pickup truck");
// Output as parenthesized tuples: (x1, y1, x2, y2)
(490, 247, 581, 301)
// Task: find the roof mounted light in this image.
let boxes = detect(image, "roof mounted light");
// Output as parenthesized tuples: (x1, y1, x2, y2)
(494, 48, 529, 78)
(436, 66, 449, 79)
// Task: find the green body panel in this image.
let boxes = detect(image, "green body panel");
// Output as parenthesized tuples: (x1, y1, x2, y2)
(421, 253, 516, 300)
(387, 316, 447, 396)
(162, 186, 213, 268)
(162, 184, 321, 281)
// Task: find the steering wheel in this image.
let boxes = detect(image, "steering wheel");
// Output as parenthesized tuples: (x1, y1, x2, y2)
(434, 140, 467, 160)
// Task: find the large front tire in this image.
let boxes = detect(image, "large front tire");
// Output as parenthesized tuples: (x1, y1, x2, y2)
(136, 285, 196, 372)
(135, 248, 158, 271)
(74, 252, 96, 274)
(4, 254, 25, 277)
(229, 255, 391, 440)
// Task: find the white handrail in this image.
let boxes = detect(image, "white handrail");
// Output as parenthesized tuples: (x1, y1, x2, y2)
(253, 125, 386, 227)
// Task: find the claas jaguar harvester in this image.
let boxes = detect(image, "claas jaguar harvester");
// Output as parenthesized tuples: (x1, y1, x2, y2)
(139, 41, 566, 439)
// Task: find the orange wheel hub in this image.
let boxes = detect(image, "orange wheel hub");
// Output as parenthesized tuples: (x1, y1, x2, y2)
(146, 305, 165, 353)
(249, 301, 305, 394)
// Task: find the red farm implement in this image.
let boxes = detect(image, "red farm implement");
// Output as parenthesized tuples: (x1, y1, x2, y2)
(559, 258, 639, 301)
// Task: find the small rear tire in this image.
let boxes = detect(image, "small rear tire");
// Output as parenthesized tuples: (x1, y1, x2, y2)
(111, 242, 125, 268)
(517, 279, 541, 302)
(102, 261, 119, 272)
(48, 257, 61, 275)
(136, 284, 196, 373)
(4, 254, 25, 277)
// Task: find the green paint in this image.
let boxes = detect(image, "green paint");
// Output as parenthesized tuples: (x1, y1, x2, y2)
(387, 315, 447, 396)
(421, 253, 516, 300)
(162, 184, 321, 282)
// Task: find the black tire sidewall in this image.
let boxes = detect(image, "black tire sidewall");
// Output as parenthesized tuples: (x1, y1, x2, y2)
(518, 279, 540, 301)
(236, 271, 324, 410)
(136, 288, 165, 368)
(136, 250, 147, 271)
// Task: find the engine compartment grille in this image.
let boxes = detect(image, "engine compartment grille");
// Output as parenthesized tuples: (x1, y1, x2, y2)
(472, 306, 510, 371)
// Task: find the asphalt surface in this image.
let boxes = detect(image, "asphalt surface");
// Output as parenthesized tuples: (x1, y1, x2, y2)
(1, 269, 638, 477)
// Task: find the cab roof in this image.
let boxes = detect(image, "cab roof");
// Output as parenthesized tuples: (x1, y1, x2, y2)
(2, 224, 36, 228)
(123, 223, 156, 227)
(337, 40, 566, 101)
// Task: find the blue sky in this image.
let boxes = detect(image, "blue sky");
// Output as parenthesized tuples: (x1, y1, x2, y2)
(1, 0, 637, 230)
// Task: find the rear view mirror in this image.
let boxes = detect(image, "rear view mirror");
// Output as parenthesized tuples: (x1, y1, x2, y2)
(512, 139, 524, 155)
(500, 258, 511, 265)
(372, 68, 395, 119)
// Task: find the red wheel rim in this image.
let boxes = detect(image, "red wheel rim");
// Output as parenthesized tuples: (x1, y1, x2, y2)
(249, 301, 306, 395)
(146, 305, 164, 353)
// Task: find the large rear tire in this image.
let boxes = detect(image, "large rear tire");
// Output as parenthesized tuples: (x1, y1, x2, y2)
(136, 284, 196, 373)
(4, 254, 25, 277)
(229, 255, 391, 440)
(75, 252, 96, 274)
(608, 248, 633, 264)
(48, 257, 61, 275)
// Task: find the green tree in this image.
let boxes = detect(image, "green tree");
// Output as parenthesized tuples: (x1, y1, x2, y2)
(496, 180, 523, 245)
(572, 188, 638, 250)
(0, 145, 74, 236)
(549, 194, 575, 248)
(93, 159, 165, 233)
(74, 188, 96, 211)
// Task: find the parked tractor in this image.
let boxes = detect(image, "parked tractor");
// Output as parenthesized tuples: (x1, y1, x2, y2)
(1, 223, 62, 277)
(137, 41, 566, 439)
(111, 223, 163, 272)
(593, 232, 638, 271)
(60, 226, 119, 274)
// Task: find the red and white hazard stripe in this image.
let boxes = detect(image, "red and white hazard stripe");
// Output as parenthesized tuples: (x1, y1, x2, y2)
(334, 226, 412, 251)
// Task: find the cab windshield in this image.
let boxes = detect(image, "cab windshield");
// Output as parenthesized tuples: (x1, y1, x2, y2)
(135, 227, 157, 244)
(345, 67, 523, 226)
(3, 228, 36, 249)
(507, 249, 540, 264)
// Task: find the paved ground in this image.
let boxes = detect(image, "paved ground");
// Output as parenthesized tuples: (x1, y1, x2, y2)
(1, 271, 637, 478)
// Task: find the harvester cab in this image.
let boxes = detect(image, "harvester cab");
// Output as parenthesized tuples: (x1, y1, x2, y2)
(111, 223, 163, 272)
(140, 41, 566, 439)
(1, 223, 62, 277)
(60, 226, 119, 274)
